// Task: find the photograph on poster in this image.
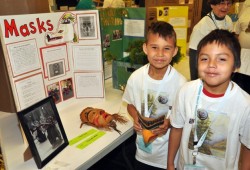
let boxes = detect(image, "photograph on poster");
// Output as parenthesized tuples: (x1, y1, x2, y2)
(60, 78, 74, 101)
(17, 96, 68, 169)
(77, 13, 98, 40)
(112, 30, 122, 40)
(47, 59, 66, 80)
(158, 7, 169, 17)
(40, 44, 69, 78)
(103, 34, 110, 48)
(47, 82, 61, 104)
(6, 39, 40, 77)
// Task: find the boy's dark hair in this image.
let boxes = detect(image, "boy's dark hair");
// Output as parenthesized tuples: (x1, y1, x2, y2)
(208, 0, 234, 5)
(197, 29, 241, 69)
(146, 21, 176, 46)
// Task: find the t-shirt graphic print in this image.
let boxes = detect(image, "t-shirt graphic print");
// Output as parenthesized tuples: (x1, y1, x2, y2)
(188, 108, 229, 159)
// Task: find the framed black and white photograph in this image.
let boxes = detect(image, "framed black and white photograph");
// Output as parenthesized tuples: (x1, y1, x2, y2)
(47, 59, 66, 80)
(17, 96, 68, 169)
(77, 13, 98, 40)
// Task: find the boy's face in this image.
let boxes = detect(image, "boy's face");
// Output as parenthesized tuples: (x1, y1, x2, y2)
(211, 0, 231, 18)
(143, 33, 177, 70)
(198, 42, 235, 92)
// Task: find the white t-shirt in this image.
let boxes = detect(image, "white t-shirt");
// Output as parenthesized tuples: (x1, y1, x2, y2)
(189, 13, 233, 50)
(170, 79, 250, 170)
(122, 64, 187, 168)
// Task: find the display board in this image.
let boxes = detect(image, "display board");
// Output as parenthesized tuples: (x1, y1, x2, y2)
(0, 10, 104, 112)
(99, 8, 146, 88)
(99, 7, 146, 84)
(122, 8, 146, 56)
(99, 8, 146, 60)
(99, 8, 126, 61)
(99, 8, 126, 80)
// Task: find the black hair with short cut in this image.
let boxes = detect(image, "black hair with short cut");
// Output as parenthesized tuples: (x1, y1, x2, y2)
(208, 0, 234, 5)
(197, 29, 241, 69)
(146, 21, 177, 47)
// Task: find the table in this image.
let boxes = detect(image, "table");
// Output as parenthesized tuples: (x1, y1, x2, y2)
(0, 79, 134, 170)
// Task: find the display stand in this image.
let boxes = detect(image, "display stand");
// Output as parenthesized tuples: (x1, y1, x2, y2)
(0, 79, 134, 170)
(23, 147, 32, 162)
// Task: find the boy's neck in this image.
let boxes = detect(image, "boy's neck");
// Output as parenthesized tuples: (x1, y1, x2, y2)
(203, 88, 224, 98)
(202, 81, 232, 96)
(148, 65, 170, 80)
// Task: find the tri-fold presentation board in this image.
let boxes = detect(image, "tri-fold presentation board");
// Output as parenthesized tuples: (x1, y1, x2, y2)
(0, 10, 104, 112)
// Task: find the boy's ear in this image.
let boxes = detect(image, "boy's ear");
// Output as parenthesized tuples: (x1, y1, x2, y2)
(172, 46, 178, 58)
(143, 43, 148, 55)
(233, 67, 239, 73)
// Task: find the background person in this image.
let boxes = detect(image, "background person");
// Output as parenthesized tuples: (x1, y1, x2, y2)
(188, 0, 234, 80)
(234, 0, 250, 76)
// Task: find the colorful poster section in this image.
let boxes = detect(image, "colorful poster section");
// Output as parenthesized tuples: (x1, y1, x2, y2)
(0, 10, 104, 111)
(99, 8, 146, 88)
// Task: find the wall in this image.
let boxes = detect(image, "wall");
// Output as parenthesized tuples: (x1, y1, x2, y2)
(0, 0, 49, 15)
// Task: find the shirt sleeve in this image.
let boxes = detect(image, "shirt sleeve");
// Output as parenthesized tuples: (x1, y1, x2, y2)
(122, 76, 134, 105)
(233, 20, 240, 34)
(170, 86, 186, 128)
(240, 105, 250, 149)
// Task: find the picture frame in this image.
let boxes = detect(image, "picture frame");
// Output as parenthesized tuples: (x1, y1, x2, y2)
(60, 78, 74, 101)
(47, 82, 62, 104)
(47, 59, 66, 80)
(77, 13, 98, 40)
(17, 96, 68, 169)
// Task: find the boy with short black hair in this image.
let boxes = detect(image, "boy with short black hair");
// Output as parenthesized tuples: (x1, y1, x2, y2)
(168, 29, 250, 170)
(123, 21, 186, 169)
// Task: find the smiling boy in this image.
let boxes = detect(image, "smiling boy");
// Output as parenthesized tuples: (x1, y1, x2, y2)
(167, 29, 250, 170)
(123, 21, 186, 169)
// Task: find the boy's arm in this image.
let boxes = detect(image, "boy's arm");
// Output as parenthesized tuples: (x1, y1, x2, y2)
(167, 127, 183, 170)
(127, 104, 142, 132)
(240, 144, 250, 170)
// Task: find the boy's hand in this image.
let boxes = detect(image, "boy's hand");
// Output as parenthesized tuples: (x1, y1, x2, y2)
(127, 104, 142, 132)
(133, 117, 142, 132)
(152, 119, 170, 135)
